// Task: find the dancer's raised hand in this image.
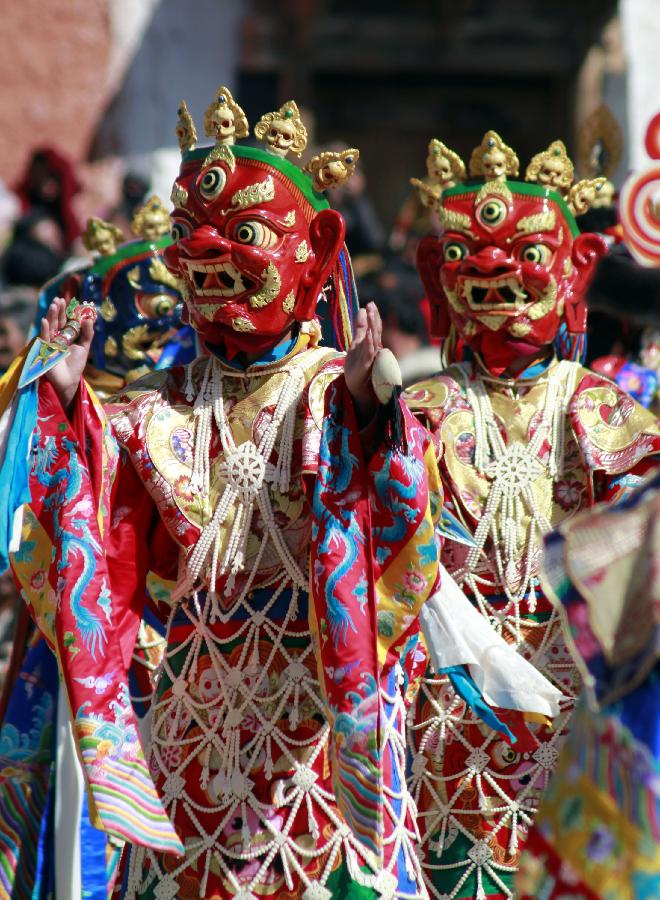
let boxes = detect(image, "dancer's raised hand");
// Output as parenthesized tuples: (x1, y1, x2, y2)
(344, 301, 383, 422)
(40, 297, 95, 409)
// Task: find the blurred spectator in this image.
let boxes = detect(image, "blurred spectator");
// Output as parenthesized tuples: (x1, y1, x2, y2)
(390, 189, 439, 268)
(360, 259, 440, 385)
(15, 147, 81, 251)
(574, 206, 637, 364)
(588, 242, 660, 410)
(577, 204, 619, 239)
(105, 171, 150, 237)
(326, 147, 385, 277)
(589, 241, 660, 326)
(0, 288, 37, 375)
(2, 210, 66, 288)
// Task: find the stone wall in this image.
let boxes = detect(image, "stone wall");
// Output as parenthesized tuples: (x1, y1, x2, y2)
(0, 0, 111, 188)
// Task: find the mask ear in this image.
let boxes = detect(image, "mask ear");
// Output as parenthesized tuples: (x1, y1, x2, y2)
(416, 235, 450, 339)
(564, 232, 608, 333)
(572, 231, 609, 276)
(296, 208, 345, 322)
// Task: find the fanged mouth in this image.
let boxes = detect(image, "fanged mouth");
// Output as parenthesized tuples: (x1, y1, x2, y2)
(184, 259, 255, 298)
(462, 276, 529, 311)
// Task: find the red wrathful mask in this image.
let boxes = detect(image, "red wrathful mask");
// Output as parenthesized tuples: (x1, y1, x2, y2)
(165, 145, 346, 360)
(414, 133, 607, 374)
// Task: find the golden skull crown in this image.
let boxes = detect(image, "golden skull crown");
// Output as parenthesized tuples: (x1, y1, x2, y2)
(175, 89, 360, 194)
(410, 129, 607, 216)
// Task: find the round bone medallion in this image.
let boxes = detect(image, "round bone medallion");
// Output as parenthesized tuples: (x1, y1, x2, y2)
(487, 442, 541, 499)
(224, 440, 266, 500)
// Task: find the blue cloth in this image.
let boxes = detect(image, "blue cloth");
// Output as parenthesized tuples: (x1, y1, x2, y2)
(207, 332, 299, 370)
(0, 380, 37, 573)
(466, 347, 555, 383)
(615, 667, 660, 758)
(80, 787, 108, 898)
(518, 355, 553, 380)
(442, 665, 516, 744)
(383, 666, 417, 895)
(154, 324, 196, 370)
(0, 631, 58, 898)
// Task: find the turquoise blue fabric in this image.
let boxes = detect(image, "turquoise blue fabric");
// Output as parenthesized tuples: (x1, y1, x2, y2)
(437, 506, 476, 547)
(154, 324, 196, 370)
(207, 332, 298, 370)
(383, 666, 417, 895)
(0, 380, 37, 573)
(0, 629, 58, 898)
(518, 355, 553, 380)
(442, 665, 516, 744)
(80, 788, 108, 898)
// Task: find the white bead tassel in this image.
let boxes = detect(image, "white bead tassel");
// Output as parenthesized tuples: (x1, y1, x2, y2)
(466, 377, 490, 474)
(460, 362, 577, 642)
(257, 487, 307, 588)
(187, 483, 237, 587)
(274, 395, 298, 495)
(184, 362, 308, 605)
(183, 360, 196, 403)
(189, 358, 214, 496)
(208, 526, 223, 622)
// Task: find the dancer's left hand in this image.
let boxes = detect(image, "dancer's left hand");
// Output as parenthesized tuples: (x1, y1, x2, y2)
(344, 301, 382, 422)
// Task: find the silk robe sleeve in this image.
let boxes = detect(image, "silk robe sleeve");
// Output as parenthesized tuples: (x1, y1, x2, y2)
(569, 370, 660, 495)
(16, 378, 183, 856)
(308, 373, 441, 870)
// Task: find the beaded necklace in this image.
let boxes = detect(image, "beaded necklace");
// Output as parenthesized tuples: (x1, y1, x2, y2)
(454, 359, 580, 643)
(173, 355, 306, 617)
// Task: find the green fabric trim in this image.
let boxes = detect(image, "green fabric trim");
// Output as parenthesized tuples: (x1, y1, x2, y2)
(442, 180, 580, 237)
(182, 143, 329, 212)
(136, 859, 378, 899)
(89, 235, 173, 278)
(325, 860, 378, 898)
(428, 832, 512, 898)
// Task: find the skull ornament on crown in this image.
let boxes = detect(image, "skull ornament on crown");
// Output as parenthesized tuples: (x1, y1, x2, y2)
(416, 131, 608, 374)
(164, 90, 359, 359)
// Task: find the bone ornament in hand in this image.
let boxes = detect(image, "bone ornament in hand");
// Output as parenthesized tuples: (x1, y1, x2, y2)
(371, 348, 402, 405)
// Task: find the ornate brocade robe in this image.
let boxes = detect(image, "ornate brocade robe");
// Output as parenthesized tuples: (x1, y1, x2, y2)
(10, 333, 443, 900)
(403, 358, 660, 900)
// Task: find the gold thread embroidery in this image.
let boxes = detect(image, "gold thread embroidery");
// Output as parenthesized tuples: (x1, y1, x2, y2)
(232, 316, 256, 332)
(230, 175, 275, 211)
(516, 211, 556, 235)
(100, 296, 117, 322)
(171, 182, 189, 208)
(250, 261, 281, 308)
(294, 240, 309, 263)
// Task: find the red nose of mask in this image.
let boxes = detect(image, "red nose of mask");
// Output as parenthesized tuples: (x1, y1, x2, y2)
(177, 225, 232, 260)
(462, 247, 520, 279)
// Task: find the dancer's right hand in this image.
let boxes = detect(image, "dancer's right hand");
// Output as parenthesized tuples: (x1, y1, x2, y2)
(40, 297, 95, 409)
